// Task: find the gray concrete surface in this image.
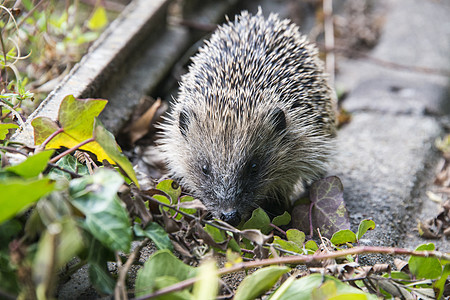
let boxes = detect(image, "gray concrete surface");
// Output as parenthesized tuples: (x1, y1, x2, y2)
(331, 0, 450, 254)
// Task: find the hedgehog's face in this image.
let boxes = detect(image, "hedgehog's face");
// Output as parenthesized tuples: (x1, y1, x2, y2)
(173, 103, 289, 226)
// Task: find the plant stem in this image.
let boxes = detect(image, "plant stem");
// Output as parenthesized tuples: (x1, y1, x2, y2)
(40, 127, 64, 149)
(49, 137, 95, 163)
(134, 246, 450, 300)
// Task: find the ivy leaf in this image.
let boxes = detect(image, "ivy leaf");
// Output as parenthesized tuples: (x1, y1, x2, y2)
(304, 240, 319, 254)
(286, 229, 305, 247)
(273, 236, 302, 254)
(309, 176, 350, 237)
(5, 150, 54, 178)
(69, 169, 131, 253)
(153, 179, 182, 217)
(48, 154, 90, 181)
(87, 238, 115, 294)
(234, 266, 290, 300)
(32, 95, 112, 163)
(242, 208, 272, 234)
(156, 179, 181, 204)
(408, 243, 442, 280)
(0, 123, 18, 140)
(331, 229, 357, 246)
(0, 178, 55, 224)
(356, 219, 376, 241)
(135, 249, 196, 297)
(272, 211, 291, 227)
(93, 118, 139, 187)
(134, 223, 173, 251)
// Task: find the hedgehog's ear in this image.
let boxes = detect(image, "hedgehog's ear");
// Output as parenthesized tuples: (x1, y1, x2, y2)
(179, 108, 190, 138)
(270, 107, 286, 134)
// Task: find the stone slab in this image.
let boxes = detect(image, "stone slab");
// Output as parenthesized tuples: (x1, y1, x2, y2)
(332, 0, 450, 254)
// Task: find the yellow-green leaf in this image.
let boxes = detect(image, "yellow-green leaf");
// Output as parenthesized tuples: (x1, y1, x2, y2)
(0, 123, 19, 140)
(32, 95, 113, 163)
(93, 118, 139, 187)
(193, 259, 218, 300)
(87, 6, 108, 30)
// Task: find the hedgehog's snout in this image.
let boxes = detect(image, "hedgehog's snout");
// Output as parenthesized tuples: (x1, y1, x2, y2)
(220, 210, 241, 226)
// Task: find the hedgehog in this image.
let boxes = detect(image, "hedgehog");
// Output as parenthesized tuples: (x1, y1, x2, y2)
(158, 10, 336, 226)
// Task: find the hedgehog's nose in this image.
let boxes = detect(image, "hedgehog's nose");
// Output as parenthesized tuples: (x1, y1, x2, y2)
(220, 210, 241, 226)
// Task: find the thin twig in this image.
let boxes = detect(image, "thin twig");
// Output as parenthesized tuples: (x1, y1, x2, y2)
(115, 239, 149, 300)
(0, 101, 25, 129)
(321, 43, 450, 78)
(0, 145, 27, 156)
(40, 128, 64, 149)
(47, 162, 82, 178)
(49, 137, 95, 164)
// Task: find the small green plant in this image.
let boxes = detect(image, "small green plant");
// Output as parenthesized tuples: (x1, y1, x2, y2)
(0, 1, 109, 141)
(0, 95, 449, 298)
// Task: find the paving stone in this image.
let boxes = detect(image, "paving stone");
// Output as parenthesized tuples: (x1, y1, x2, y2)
(332, 0, 450, 253)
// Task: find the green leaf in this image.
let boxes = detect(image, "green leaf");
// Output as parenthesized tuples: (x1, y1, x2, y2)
(5, 150, 54, 178)
(193, 259, 218, 300)
(87, 238, 115, 294)
(408, 243, 442, 280)
(48, 154, 90, 181)
(382, 271, 411, 280)
(272, 211, 291, 227)
(269, 276, 295, 300)
(33, 218, 84, 297)
(69, 169, 131, 252)
(304, 240, 319, 253)
(87, 6, 108, 30)
(156, 179, 181, 204)
(242, 208, 272, 234)
(178, 195, 197, 215)
(154, 180, 182, 217)
(286, 229, 305, 247)
(93, 118, 139, 187)
(32, 95, 112, 163)
(0, 178, 55, 224)
(434, 263, 450, 299)
(278, 274, 375, 300)
(0, 123, 18, 139)
(330, 229, 357, 246)
(135, 249, 196, 297)
(356, 219, 375, 241)
(234, 266, 290, 300)
(204, 223, 226, 243)
(273, 236, 302, 254)
(134, 223, 173, 251)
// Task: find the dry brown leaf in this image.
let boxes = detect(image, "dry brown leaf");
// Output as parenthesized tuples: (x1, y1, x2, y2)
(123, 98, 162, 144)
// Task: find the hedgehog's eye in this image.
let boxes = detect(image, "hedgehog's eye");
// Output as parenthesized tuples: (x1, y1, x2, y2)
(201, 163, 210, 176)
(247, 159, 260, 176)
